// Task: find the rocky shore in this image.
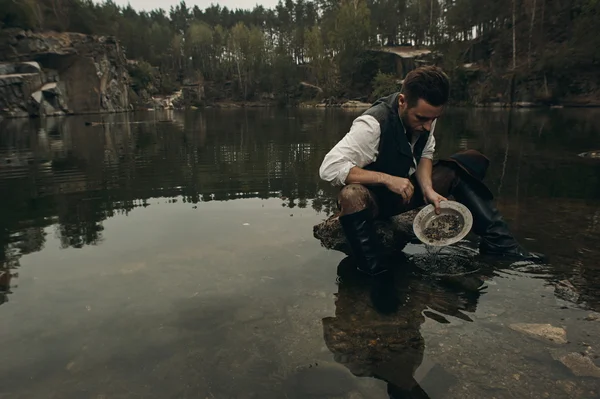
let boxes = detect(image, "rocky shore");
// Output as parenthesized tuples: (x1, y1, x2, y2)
(0, 29, 130, 119)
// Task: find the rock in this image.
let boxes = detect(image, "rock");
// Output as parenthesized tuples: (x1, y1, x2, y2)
(584, 313, 599, 321)
(514, 102, 538, 108)
(41, 82, 57, 93)
(313, 210, 419, 255)
(341, 100, 372, 108)
(554, 279, 580, 303)
(0, 68, 44, 117)
(556, 353, 600, 378)
(579, 150, 600, 159)
(31, 90, 43, 104)
(19, 61, 41, 74)
(0, 29, 130, 118)
(508, 323, 567, 344)
(556, 380, 585, 396)
(299, 81, 324, 101)
(29, 82, 68, 117)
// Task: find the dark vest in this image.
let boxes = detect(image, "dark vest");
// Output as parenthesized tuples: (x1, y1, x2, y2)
(362, 92, 430, 179)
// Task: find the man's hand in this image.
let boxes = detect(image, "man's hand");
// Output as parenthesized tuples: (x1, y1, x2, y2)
(423, 188, 447, 214)
(385, 176, 414, 204)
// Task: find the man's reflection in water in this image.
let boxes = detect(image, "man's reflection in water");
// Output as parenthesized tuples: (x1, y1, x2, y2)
(322, 255, 492, 398)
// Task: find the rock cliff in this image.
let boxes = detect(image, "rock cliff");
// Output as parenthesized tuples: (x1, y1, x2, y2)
(0, 29, 130, 118)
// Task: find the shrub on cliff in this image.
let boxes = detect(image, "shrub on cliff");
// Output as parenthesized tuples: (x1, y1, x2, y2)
(370, 71, 401, 100)
(127, 61, 158, 94)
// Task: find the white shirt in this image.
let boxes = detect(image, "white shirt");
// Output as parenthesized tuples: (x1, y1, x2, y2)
(319, 114, 436, 186)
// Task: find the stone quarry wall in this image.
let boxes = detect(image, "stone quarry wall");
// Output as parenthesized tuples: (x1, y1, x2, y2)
(0, 29, 131, 118)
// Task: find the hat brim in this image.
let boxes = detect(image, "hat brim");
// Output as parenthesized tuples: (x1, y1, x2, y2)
(437, 158, 495, 200)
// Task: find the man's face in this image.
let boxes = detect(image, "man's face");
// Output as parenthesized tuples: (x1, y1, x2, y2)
(398, 94, 444, 135)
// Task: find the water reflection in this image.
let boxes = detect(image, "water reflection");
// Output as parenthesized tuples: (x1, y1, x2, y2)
(1, 107, 600, 310)
(0, 109, 348, 306)
(1, 108, 600, 398)
(323, 255, 494, 398)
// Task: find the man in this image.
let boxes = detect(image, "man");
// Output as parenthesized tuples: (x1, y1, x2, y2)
(319, 65, 544, 277)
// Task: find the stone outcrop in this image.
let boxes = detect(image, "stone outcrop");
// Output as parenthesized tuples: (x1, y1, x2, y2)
(0, 29, 130, 118)
(313, 210, 420, 255)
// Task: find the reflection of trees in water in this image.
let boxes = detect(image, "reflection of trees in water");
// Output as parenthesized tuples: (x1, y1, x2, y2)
(0, 226, 46, 306)
(54, 194, 106, 249)
(0, 108, 599, 306)
(0, 109, 354, 302)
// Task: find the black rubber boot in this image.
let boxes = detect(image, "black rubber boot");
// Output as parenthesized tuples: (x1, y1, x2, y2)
(338, 208, 389, 276)
(451, 179, 546, 263)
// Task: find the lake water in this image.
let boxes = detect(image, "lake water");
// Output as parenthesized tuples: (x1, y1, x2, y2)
(1, 108, 600, 398)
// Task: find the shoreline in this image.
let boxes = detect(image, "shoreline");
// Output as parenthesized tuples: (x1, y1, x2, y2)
(3, 100, 600, 120)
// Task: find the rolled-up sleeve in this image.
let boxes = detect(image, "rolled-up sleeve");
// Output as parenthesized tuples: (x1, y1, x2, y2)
(420, 119, 437, 160)
(319, 115, 381, 186)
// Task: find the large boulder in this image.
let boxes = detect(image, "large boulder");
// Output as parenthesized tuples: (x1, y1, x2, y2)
(313, 209, 421, 255)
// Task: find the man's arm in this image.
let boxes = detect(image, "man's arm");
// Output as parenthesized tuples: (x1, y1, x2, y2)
(415, 130, 447, 213)
(416, 158, 447, 214)
(319, 116, 414, 202)
(415, 157, 434, 193)
(346, 167, 414, 203)
(319, 115, 380, 186)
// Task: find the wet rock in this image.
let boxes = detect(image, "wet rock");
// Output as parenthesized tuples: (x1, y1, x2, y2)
(584, 313, 599, 321)
(556, 352, 600, 378)
(508, 323, 568, 344)
(554, 280, 580, 303)
(313, 210, 419, 255)
(459, 358, 476, 367)
(474, 305, 507, 319)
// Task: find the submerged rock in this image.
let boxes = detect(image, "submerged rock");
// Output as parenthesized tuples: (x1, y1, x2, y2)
(555, 352, 600, 378)
(584, 313, 600, 321)
(555, 380, 585, 396)
(508, 323, 568, 344)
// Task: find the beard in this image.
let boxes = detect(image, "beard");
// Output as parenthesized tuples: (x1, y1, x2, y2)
(400, 110, 429, 136)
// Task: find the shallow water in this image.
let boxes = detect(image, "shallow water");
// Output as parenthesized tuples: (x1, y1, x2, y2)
(1, 108, 600, 398)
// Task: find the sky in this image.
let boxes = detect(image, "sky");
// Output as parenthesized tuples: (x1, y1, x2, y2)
(103, 0, 280, 12)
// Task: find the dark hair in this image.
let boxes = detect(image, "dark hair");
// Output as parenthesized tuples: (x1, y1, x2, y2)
(401, 65, 450, 107)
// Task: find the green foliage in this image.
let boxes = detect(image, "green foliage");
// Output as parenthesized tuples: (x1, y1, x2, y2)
(128, 61, 157, 93)
(271, 52, 301, 105)
(370, 72, 401, 100)
(1, 0, 597, 104)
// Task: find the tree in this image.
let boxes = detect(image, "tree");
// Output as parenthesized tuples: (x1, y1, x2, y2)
(0, 0, 595, 105)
